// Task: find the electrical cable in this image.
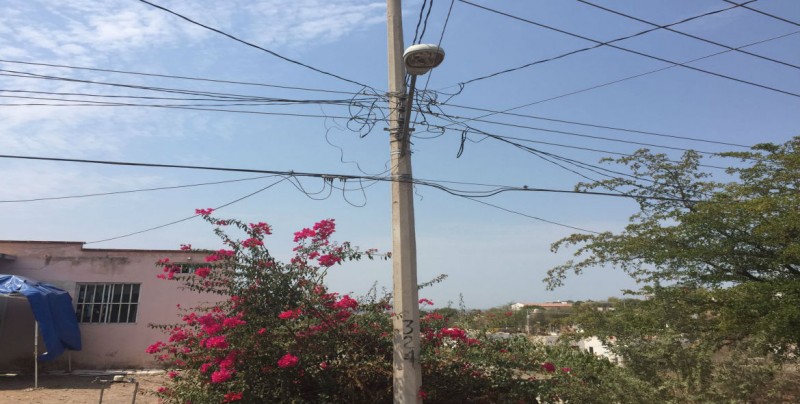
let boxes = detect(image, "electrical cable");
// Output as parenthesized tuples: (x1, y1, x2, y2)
(0, 59, 366, 95)
(428, 126, 730, 170)
(0, 93, 368, 109)
(136, 0, 372, 89)
(0, 89, 373, 105)
(576, 0, 800, 71)
(427, 106, 713, 201)
(455, 196, 600, 234)
(438, 102, 751, 148)
(723, 0, 800, 27)
(457, 0, 800, 99)
(433, 30, 800, 130)
(426, 110, 734, 156)
(454, 0, 755, 86)
(0, 99, 363, 120)
(412, 0, 431, 45)
(0, 175, 281, 203)
(84, 176, 289, 244)
(0, 153, 709, 203)
(0, 68, 384, 103)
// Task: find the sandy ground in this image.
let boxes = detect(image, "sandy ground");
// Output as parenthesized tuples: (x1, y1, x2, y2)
(0, 373, 165, 404)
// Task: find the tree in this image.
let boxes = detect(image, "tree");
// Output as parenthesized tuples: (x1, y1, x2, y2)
(547, 137, 799, 289)
(548, 138, 800, 402)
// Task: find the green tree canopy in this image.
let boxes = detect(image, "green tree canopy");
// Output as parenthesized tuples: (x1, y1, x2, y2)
(547, 137, 799, 289)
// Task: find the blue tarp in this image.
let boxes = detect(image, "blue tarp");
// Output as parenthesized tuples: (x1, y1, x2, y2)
(0, 275, 82, 361)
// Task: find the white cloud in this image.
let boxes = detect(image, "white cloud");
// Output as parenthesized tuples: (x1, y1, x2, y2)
(244, 0, 386, 47)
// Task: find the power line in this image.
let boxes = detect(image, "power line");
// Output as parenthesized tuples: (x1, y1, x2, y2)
(426, 110, 732, 156)
(0, 175, 280, 203)
(412, 0, 435, 45)
(456, 196, 600, 234)
(428, 126, 730, 170)
(0, 154, 709, 203)
(0, 99, 360, 120)
(723, 0, 800, 27)
(439, 102, 751, 148)
(576, 0, 800, 71)
(0, 68, 379, 102)
(0, 91, 371, 108)
(136, 0, 372, 89)
(0, 59, 365, 96)
(455, 0, 753, 86)
(85, 176, 289, 244)
(426, 106, 720, 201)
(457, 0, 800, 99)
(434, 29, 800, 130)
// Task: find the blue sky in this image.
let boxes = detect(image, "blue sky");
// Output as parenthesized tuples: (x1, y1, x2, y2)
(1, 0, 798, 308)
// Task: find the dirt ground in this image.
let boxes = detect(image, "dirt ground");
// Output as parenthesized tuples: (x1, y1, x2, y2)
(0, 373, 166, 404)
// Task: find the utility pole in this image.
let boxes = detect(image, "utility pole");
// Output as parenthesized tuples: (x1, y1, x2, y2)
(386, 0, 422, 401)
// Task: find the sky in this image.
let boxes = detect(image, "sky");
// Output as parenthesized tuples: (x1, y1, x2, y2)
(0, 0, 798, 308)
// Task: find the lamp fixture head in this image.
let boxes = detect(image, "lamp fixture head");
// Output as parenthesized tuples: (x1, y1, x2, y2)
(403, 44, 445, 76)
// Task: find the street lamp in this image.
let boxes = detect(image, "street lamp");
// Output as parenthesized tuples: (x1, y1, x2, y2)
(399, 44, 445, 155)
(403, 44, 445, 76)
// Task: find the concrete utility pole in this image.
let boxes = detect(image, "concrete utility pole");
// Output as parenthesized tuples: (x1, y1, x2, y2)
(386, 0, 422, 402)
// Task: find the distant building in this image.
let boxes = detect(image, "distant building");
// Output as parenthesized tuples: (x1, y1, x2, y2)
(0, 240, 224, 370)
(576, 336, 621, 364)
(510, 301, 574, 311)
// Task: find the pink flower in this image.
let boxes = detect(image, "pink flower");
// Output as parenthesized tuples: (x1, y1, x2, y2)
(419, 298, 434, 305)
(333, 295, 358, 310)
(204, 335, 229, 349)
(423, 313, 443, 321)
(313, 219, 336, 240)
(223, 316, 246, 328)
(145, 341, 166, 354)
(157, 257, 170, 264)
(277, 353, 299, 368)
(278, 309, 301, 320)
(319, 361, 329, 370)
(249, 222, 272, 235)
(167, 371, 178, 379)
(561, 367, 571, 373)
(199, 363, 213, 374)
(205, 254, 220, 263)
(242, 238, 264, 248)
(541, 362, 556, 373)
(210, 369, 232, 383)
(195, 267, 211, 278)
(223, 391, 243, 402)
(179, 244, 192, 251)
(317, 254, 341, 267)
(195, 208, 214, 216)
(293, 228, 316, 242)
(157, 386, 169, 394)
(257, 328, 267, 335)
(169, 328, 190, 342)
(418, 388, 428, 400)
(440, 327, 467, 341)
(217, 249, 235, 258)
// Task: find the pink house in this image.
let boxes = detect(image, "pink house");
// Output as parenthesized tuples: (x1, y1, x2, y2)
(0, 240, 224, 370)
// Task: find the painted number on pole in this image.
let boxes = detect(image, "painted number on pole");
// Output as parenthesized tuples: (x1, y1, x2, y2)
(402, 319, 416, 364)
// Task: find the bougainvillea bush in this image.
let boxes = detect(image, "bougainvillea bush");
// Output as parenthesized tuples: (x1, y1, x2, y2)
(148, 210, 653, 403)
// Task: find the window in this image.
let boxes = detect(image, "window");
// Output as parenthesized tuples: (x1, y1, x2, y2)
(75, 283, 140, 323)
